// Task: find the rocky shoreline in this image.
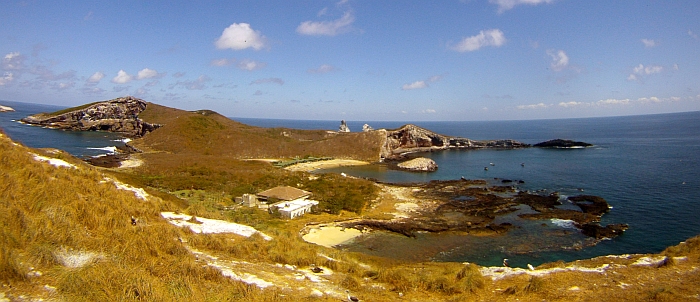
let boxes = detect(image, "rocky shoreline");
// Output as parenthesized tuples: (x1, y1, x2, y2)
(336, 179, 627, 241)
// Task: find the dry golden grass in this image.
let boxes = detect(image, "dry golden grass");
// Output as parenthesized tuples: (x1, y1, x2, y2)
(0, 132, 306, 301)
(135, 103, 385, 161)
(4, 99, 700, 301)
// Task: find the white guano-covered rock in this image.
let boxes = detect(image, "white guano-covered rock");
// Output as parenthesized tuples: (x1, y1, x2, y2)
(397, 157, 438, 172)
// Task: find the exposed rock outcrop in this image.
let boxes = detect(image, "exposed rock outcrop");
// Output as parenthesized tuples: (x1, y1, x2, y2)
(397, 157, 438, 172)
(0, 105, 15, 112)
(362, 124, 373, 132)
(338, 120, 350, 132)
(380, 124, 529, 160)
(534, 139, 592, 148)
(21, 96, 160, 137)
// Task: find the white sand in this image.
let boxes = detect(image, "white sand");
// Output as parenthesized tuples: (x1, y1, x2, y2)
(103, 177, 150, 200)
(119, 158, 143, 168)
(284, 159, 369, 172)
(302, 226, 363, 248)
(161, 212, 272, 240)
(480, 263, 612, 281)
(32, 154, 76, 169)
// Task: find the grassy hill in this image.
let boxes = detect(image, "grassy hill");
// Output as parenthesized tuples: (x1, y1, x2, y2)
(135, 103, 385, 161)
(3, 130, 700, 301)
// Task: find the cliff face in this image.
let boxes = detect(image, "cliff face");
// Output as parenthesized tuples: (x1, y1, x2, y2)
(21, 96, 160, 137)
(380, 124, 529, 160)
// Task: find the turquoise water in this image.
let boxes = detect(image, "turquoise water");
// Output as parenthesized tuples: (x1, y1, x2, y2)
(237, 112, 700, 267)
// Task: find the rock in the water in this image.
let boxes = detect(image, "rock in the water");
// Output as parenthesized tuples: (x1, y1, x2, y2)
(339, 120, 350, 132)
(534, 139, 592, 148)
(0, 105, 15, 112)
(20, 96, 160, 137)
(397, 157, 438, 172)
(579, 223, 628, 239)
(362, 123, 374, 132)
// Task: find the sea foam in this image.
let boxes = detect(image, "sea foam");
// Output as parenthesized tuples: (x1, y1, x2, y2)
(551, 218, 577, 229)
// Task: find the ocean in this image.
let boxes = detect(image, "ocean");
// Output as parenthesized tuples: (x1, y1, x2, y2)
(0, 100, 126, 158)
(236, 113, 700, 267)
(2, 100, 699, 268)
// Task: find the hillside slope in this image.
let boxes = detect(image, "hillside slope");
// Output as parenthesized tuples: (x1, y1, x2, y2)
(135, 103, 385, 161)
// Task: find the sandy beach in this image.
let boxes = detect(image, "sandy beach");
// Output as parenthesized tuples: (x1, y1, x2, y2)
(302, 225, 364, 248)
(284, 159, 369, 172)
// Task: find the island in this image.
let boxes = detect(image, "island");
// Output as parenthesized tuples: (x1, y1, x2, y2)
(4, 96, 693, 302)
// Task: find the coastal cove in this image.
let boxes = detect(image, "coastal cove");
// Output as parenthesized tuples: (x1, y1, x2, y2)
(240, 112, 700, 267)
(1, 100, 699, 268)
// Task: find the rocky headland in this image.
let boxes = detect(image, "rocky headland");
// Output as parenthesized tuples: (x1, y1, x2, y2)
(21, 96, 160, 137)
(379, 124, 529, 160)
(0, 104, 15, 112)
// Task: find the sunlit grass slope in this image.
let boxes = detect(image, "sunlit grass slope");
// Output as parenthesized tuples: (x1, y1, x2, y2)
(136, 104, 385, 161)
(0, 131, 293, 301)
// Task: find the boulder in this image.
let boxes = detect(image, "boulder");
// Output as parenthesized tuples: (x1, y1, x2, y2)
(397, 157, 438, 172)
(579, 223, 629, 239)
(362, 124, 374, 132)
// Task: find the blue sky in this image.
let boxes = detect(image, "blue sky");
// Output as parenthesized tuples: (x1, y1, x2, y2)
(1, 0, 699, 121)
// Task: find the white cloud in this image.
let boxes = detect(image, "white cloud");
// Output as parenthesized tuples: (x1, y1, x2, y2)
(402, 74, 444, 90)
(296, 11, 354, 36)
(402, 81, 427, 90)
(211, 58, 235, 66)
(540, 96, 690, 110)
(428, 75, 444, 82)
(546, 49, 569, 71)
(450, 29, 506, 52)
(87, 71, 104, 83)
(516, 103, 549, 110)
(307, 64, 337, 74)
(81, 87, 105, 96)
(489, 0, 555, 13)
(112, 70, 133, 84)
(237, 59, 266, 71)
(215, 23, 268, 51)
(250, 78, 284, 85)
(136, 68, 161, 80)
(422, 109, 437, 113)
(29, 65, 76, 81)
(169, 75, 211, 90)
(673, 64, 679, 70)
(2, 52, 25, 71)
(641, 39, 656, 47)
(597, 98, 631, 105)
(0, 72, 14, 86)
(52, 81, 75, 91)
(628, 64, 663, 81)
(558, 101, 587, 108)
(689, 30, 699, 40)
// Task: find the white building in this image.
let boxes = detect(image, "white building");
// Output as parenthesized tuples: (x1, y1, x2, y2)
(255, 186, 319, 219)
